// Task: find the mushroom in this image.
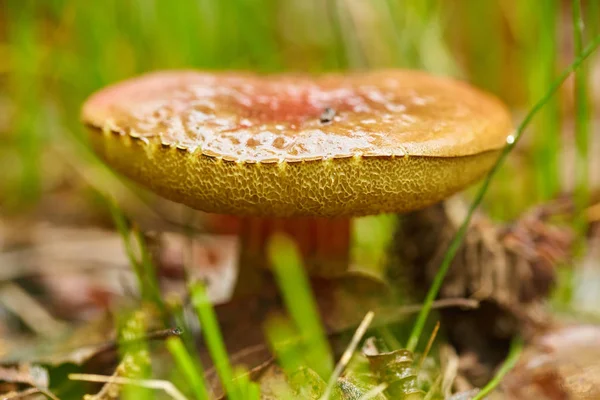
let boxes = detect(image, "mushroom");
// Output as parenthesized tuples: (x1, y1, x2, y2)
(81, 70, 512, 298)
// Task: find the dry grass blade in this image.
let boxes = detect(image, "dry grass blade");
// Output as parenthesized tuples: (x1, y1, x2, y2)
(68, 373, 188, 400)
(423, 374, 443, 400)
(440, 345, 459, 398)
(1, 387, 60, 400)
(34, 388, 59, 400)
(418, 321, 440, 371)
(1, 387, 41, 399)
(320, 311, 375, 400)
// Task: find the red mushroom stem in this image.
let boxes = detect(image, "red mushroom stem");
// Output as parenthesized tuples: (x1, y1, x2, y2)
(207, 215, 351, 296)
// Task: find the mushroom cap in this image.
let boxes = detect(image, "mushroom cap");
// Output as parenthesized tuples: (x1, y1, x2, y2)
(82, 70, 512, 217)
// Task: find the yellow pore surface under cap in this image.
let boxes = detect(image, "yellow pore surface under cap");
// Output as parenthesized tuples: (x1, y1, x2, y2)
(83, 70, 512, 217)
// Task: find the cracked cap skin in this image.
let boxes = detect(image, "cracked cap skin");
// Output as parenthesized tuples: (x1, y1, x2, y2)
(81, 69, 513, 217)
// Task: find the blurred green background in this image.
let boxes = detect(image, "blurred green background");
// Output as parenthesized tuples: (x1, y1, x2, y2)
(1, 0, 598, 222)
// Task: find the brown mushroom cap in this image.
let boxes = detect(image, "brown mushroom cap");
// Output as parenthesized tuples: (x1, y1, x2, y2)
(82, 70, 512, 217)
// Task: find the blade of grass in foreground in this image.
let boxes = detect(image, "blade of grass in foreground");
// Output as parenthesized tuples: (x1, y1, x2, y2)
(166, 336, 210, 400)
(265, 315, 305, 375)
(190, 282, 241, 400)
(233, 366, 261, 400)
(268, 234, 334, 379)
(247, 382, 261, 400)
(471, 337, 524, 400)
(406, 33, 600, 352)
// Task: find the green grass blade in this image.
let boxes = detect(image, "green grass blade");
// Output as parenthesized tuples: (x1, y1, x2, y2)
(268, 234, 334, 379)
(406, 33, 600, 352)
(247, 382, 261, 400)
(528, 0, 561, 200)
(588, 0, 600, 38)
(573, 0, 591, 233)
(135, 229, 167, 311)
(471, 337, 524, 400)
(166, 336, 210, 400)
(233, 365, 263, 400)
(326, 0, 348, 70)
(105, 198, 166, 319)
(190, 282, 240, 400)
(265, 315, 305, 377)
(229, 0, 282, 71)
(352, 214, 396, 275)
(7, 0, 43, 206)
(463, 0, 503, 94)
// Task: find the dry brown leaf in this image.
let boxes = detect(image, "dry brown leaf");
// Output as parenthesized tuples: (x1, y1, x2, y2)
(0, 364, 49, 389)
(0, 364, 58, 400)
(502, 324, 600, 400)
